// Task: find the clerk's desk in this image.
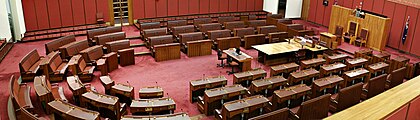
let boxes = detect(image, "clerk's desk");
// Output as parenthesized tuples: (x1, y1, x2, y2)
(253, 39, 328, 65)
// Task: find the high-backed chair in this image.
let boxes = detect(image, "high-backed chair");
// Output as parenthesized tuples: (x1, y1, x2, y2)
(295, 49, 306, 64)
(69, 55, 95, 82)
(344, 21, 359, 43)
(386, 67, 407, 89)
(334, 26, 344, 44)
(217, 49, 227, 68)
(45, 35, 76, 54)
(362, 74, 387, 100)
(106, 40, 135, 66)
(193, 18, 212, 28)
(44, 51, 69, 82)
(19, 49, 44, 82)
(96, 13, 104, 23)
(355, 28, 369, 47)
(329, 83, 363, 113)
(290, 94, 331, 120)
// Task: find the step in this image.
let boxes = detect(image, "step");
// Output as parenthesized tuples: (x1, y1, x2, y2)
(134, 51, 152, 56)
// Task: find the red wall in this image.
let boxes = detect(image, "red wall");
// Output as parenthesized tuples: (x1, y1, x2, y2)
(133, 0, 264, 19)
(22, 0, 109, 31)
(308, 0, 420, 56)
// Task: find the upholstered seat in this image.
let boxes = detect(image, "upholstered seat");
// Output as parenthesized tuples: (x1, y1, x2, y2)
(362, 74, 387, 100)
(45, 51, 69, 82)
(329, 83, 363, 113)
(355, 29, 369, 47)
(290, 94, 331, 120)
(386, 67, 407, 89)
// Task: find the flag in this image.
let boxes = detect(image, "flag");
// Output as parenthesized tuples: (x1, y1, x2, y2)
(402, 16, 410, 45)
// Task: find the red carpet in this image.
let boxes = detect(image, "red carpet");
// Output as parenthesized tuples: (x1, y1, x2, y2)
(1, 24, 419, 119)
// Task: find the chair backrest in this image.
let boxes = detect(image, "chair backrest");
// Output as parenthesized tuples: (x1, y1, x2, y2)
(193, 18, 212, 26)
(96, 13, 103, 19)
(96, 32, 126, 45)
(9, 75, 17, 106)
(45, 35, 76, 54)
(168, 20, 188, 28)
(48, 51, 63, 71)
(224, 21, 246, 30)
(297, 94, 330, 120)
(277, 19, 293, 24)
(171, 25, 195, 36)
(77, 55, 87, 71)
(257, 25, 279, 35)
(367, 74, 387, 98)
(87, 26, 122, 41)
(389, 67, 407, 88)
(359, 28, 369, 40)
(179, 32, 204, 43)
(143, 28, 168, 38)
(80, 45, 104, 63)
(198, 23, 222, 33)
(234, 27, 254, 38)
(218, 16, 236, 24)
(208, 30, 231, 40)
(139, 22, 161, 31)
(248, 108, 289, 120)
(106, 40, 130, 52)
(336, 83, 363, 112)
(348, 21, 358, 35)
(149, 35, 174, 46)
(217, 49, 223, 58)
(268, 32, 288, 43)
(64, 40, 90, 57)
(269, 14, 283, 19)
(288, 24, 305, 31)
(335, 26, 343, 37)
(297, 49, 306, 56)
(247, 20, 266, 29)
(19, 49, 41, 72)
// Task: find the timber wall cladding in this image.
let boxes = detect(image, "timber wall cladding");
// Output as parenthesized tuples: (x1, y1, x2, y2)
(22, 0, 110, 31)
(308, 0, 420, 56)
(132, 0, 264, 19)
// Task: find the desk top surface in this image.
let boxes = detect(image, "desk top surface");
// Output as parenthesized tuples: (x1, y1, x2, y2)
(344, 68, 370, 78)
(82, 91, 119, 105)
(274, 84, 311, 98)
(252, 40, 328, 55)
(393, 56, 410, 62)
(190, 76, 227, 86)
(373, 52, 390, 58)
(327, 54, 350, 60)
(313, 75, 344, 87)
(48, 100, 100, 120)
(223, 95, 269, 112)
(234, 68, 266, 78)
(138, 86, 163, 93)
(271, 62, 300, 71)
(131, 98, 176, 108)
(67, 76, 84, 91)
(34, 76, 49, 96)
(346, 58, 369, 65)
(321, 63, 347, 71)
(223, 48, 253, 62)
(99, 76, 114, 85)
(112, 83, 134, 92)
(205, 85, 247, 98)
(320, 32, 336, 37)
(252, 76, 288, 87)
(290, 69, 320, 79)
(121, 113, 190, 120)
(302, 58, 326, 65)
(368, 62, 389, 70)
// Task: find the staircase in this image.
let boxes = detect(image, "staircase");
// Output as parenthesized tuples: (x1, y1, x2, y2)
(113, 0, 129, 24)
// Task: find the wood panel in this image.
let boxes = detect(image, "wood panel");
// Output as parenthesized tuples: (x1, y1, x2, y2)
(96, 0, 110, 22)
(372, 0, 385, 14)
(388, 3, 407, 49)
(328, 6, 352, 33)
(410, 10, 420, 56)
(167, 0, 179, 16)
(178, 0, 189, 15)
(255, 0, 263, 11)
(353, 0, 363, 9)
(385, 104, 408, 120)
(219, 0, 229, 12)
(238, 0, 247, 12)
(407, 97, 420, 120)
(156, 0, 168, 17)
(47, 0, 61, 28)
(246, 0, 255, 11)
(316, 0, 325, 24)
(363, 0, 374, 11)
(189, 0, 200, 14)
(84, 0, 97, 24)
(133, 0, 145, 19)
(343, 0, 353, 8)
(301, 0, 310, 20)
(199, 0, 210, 14)
(308, 0, 317, 22)
(72, 0, 86, 25)
(228, 0, 238, 12)
(323, 1, 333, 26)
(60, 0, 74, 27)
(209, 0, 220, 13)
(34, 0, 50, 29)
(22, 0, 38, 31)
(144, 0, 156, 18)
(399, 6, 417, 51)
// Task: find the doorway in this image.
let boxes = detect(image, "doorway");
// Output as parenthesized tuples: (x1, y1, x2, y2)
(278, 0, 286, 17)
(109, 0, 133, 26)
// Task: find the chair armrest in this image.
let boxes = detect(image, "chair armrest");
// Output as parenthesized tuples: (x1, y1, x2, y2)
(289, 110, 300, 120)
(330, 99, 338, 104)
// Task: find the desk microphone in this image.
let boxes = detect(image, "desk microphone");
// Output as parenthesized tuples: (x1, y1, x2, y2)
(126, 81, 130, 86)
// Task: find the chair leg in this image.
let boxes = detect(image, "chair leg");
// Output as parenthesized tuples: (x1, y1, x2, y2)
(227, 66, 236, 75)
(217, 60, 225, 68)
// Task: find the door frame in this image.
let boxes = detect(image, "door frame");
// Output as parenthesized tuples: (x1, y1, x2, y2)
(108, 0, 133, 25)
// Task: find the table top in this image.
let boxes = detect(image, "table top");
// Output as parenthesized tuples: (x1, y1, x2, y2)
(290, 69, 320, 79)
(67, 76, 84, 92)
(252, 40, 327, 55)
(112, 83, 134, 92)
(82, 91, 119, 106)
(138, 86, 164, 93)
(271, 62, 300, 71)
(355, 49, 373, 55)
(223, 95, 269, 112)
(274, 84, 311, 98)
(48, 100, 100, 120)
(131, 97, 176, 108)
(234, 68, 266, 78)
(368, 62, 389, 71)
(100, 76, 114, 85)
(252, 76, 288, 88)
(344, 68, 370, 78)
(205, 85, 247, 98)
(320, 32, 336, 37)
(321, 63, 347, 71)
(393, 56, 410, 62)
(223, 48, 253, 62)
(327, 54, 350, 60)
(313, 75, 344, 88)
(190, 76, 227, 86)
(301, 58, 326, 65)
(346, 58, 368, 65)
(373, 52, 390, 58)
(34, 76, 49, 96)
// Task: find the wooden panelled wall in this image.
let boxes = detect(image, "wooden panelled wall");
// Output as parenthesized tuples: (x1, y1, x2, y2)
(306, 0, 420, 57)
(22, 0, 110, 31)
(132, 0, 264, 19)
(328, 5, 391, 51)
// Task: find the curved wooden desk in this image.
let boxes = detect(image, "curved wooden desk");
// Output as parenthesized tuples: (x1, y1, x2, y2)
(48, 100, 100, 120)
(121, 112, 190, 120)
(130, 97, 176, 115)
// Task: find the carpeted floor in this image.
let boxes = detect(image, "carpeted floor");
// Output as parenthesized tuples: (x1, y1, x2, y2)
(1, 20, 419, 120)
